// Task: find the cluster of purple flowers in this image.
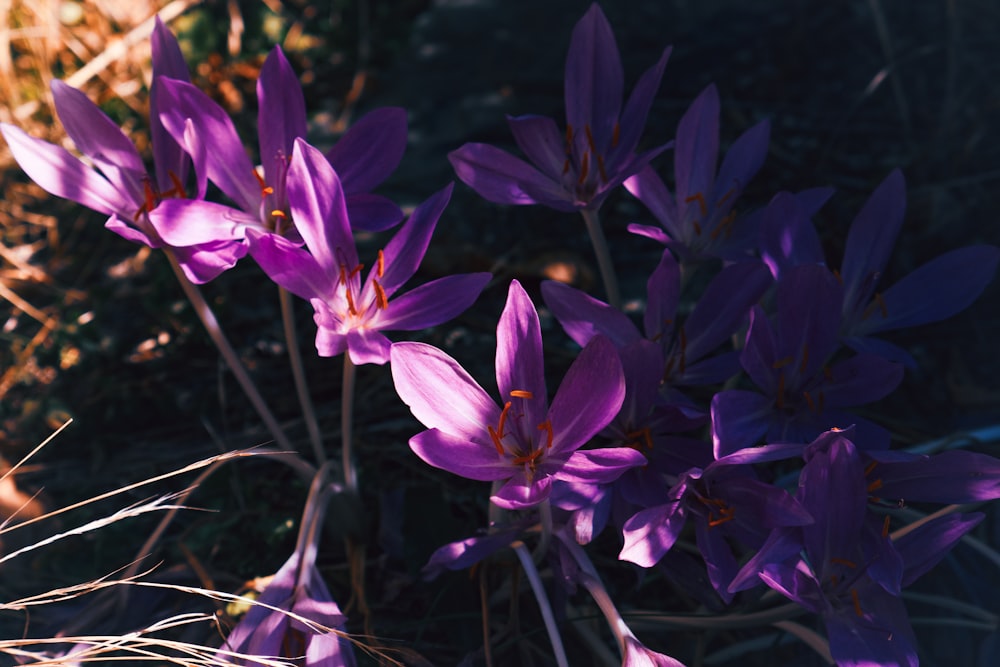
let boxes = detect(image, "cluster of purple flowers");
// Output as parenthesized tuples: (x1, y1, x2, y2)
(3, 3, 999, 666)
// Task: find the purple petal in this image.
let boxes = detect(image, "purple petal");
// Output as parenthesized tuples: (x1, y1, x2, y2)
(625, 165, 677, 238)
(51, 81, 145, 200)
(492, 473, 554, 510)
(683, 260, 771, 362)
(626, 221, 670, 245)
(622, 636, 686, 667)
(775, 264, 843, 375)
(643, 249, 681, 341)
(495, 280, 548, 425)
(326, 107, 407, 194)
(557, 447, 646, 484)
(739, 306, 779, 393)
(287, 138, 354, 278)
(507, 114, 566, 180)
(105, 214, 155, 246)
(246, 228, 328, 300)
(710, 389, 772, 459)
(840, 169, 906, 315)
(409, 428, 509, 482)
(345, 328, 391, 365)
(257, 47, 307, 187)
(873, 451, 1000, 504)
(759, 191, 825, 280)
(712, 118, 770, 207)
(674, 84, 720, 206)
(548, 336, 624, 455)
(620, 502, 687, 567)
(378, 184, 452, 296)
(1, 123, 133, 216)
(448, 143, 573, 210)
(896, 512, 984, 587)
(824, 587, 917, 667)
(857, 245, 1000, 334)
(150, 17, 190, 192)
(422, 528, 521, 580)
(541, 279, 642, 349)
(376, 273, 491, 331)
(564, 3, 623, 150)
(148, 198, 255, 245)
(313, 315, 348, 358)
(614, 45, 672, 159)
(821, 353, 903, 407)
(345, 193, 403, 232)
(157, 77, 260, 212)
(171, 240, 247, 284)
(390, 341, 499, 438)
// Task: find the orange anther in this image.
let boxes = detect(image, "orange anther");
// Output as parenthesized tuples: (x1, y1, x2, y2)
(497, 401, 513, 438)
(685, 192, 708, 217)
(537, 420, 553, 448)
(271, 210, 286, 219)
(867, 478, 883, 494)
(772, 356, 794, 369)
(882, 515, 891, 537)
(512, 447, 544, 466)
(830, 556, 857, 568)
(799, 344, 810, 374)
(344, 288, 357, 316)
(584, 124, 597, 153)
(577, 152, 590, 185)
(851, 589, 863, 617)
(168, 171, 187, 198)
(510, 390, 534, 399)
(565, 124, 574, 153)
(488, 426, 505, 455)
(349, 264, 364, 279)
(373, 280, 388, 310)
(612, 122, 621, 148)
(377, 249, 385, 278)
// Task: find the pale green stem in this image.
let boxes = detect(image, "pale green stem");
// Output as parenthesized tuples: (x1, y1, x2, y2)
(279, 287, 325, 464)
(341, 354, 357, 492)
(533, 500, 552, 563)
(511, 541, 568, 667)
(164, 250, 292, 451)
(579, 208, 621, 310)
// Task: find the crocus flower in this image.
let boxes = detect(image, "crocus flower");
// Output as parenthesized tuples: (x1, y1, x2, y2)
(759, 170, 1000, 364)
(147, 46, 406, 266)
(0, 19, 241, 283)
(625, 84, 770, 262)
(728, 432, 983, 667)
(222, 550, 355, 666)
(711, 264, 903, 456)
(222, 463, 355, 666)
(391, 280, 645, 509)
(448, 3, 671, 212)
(246, 139, 490, 365)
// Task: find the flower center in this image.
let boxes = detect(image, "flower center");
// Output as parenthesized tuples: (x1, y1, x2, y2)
(487, 390, 554, 477)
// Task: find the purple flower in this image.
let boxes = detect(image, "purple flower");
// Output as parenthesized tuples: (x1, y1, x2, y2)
(0, 19, 241, 283)
(222, 550, 355, 666)
(390, 280, 645, 509)
(147, 47, 407, 266)
(247, 139, 490, 365)
(760, 170, 1000, 364)
(728, 432, 983, 667)
(711, 264, 904, 456)
(448, 3, 671, 212)
(625, 84, 770, 261)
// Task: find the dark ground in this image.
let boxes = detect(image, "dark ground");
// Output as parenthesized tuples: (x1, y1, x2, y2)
(1, 0, 999, 665)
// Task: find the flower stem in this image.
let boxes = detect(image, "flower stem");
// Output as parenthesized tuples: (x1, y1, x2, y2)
(341, 354, 357, 492)
(164, 250, 292, 451)
(279, 287, 325, 464)
(511, 540, 568, 667)
(580, 208, 621, 310)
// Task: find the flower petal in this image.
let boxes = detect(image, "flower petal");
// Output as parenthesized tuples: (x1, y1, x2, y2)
(541, 279, 642, 349)
(548, 335, 624, 455)
(345, 192, 404, 232)
(375, 272, 491, 331)
(378, 184, 452, 296)
(148, 198, 255, 246)
(390, 342, 500, 438)
(326, 107, 407, 194)
(257, 47, 307, 187)
(710, 389, 772, 459)
(495, 280, 548, 424)
(557, 447, 646, 484)
(620, 502, 687, 567)
(409, 428, 510, 482)
(564, 3, 623, 150)
(614, 45, 671, 159)
(674, 84, 720, 208)
(449, 143, 573, 209)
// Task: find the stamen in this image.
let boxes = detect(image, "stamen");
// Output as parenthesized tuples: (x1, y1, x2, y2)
(510, 390, 534, 399)
(625, 427, 653, 450)
(685, 192, 708, 218)
(832, 268, 843, 285)
(691, 219, 702, 236)
(168, 171, 186, 198)
(377, 249, 385, 278)
(803, 390, 817, 412)
(584, 124, 597, 153)
(564, 124, 574, 152)
(344, 287, 357, 316)
(271, 210, 286, 219)
(349, 264, 365, 279)
(373, 280, 388, 310)
(830, 557, 857, 568)
(875, 292, 888, 318)
(512, 447, 544, 466)
(612, 122, 621, 148)
(487, 426, 505, 455)
(851, 589, 863, 617)
(708, 506, 735, 527)
(577, 152, 590, 185)
(882, 515, 891, 537)
(537, 420, 553, 448)
(497, 401, 513, 438)
(595, 153, 608, 182)
(864, 460, 878, 476)
(799, 344, 810, 374)
(253, 169, 274, 196)
(338, 265, 348, 286)
(562, 158, 571, 175)
(772, 355, 794, 369)
(866, 478, 883, 493)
